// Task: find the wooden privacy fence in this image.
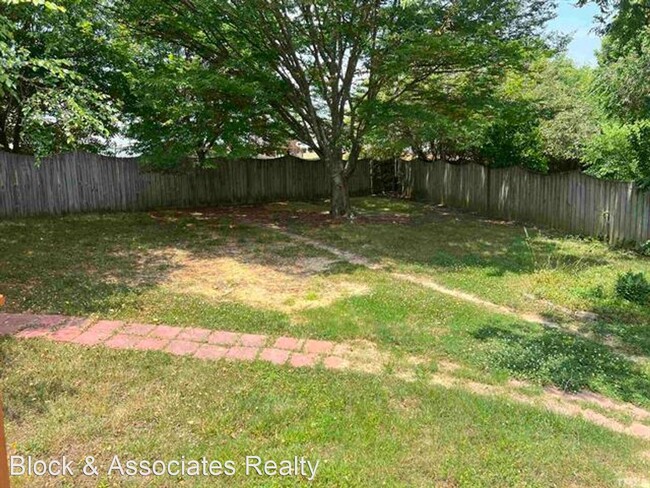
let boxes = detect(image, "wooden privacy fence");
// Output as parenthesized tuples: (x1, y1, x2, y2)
(2, 152, 649, 245)
(0, 151, 371, 218)
(404, 160, 650, 246)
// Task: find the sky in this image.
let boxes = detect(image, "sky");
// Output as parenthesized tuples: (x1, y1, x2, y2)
(547, 0, 602, 66)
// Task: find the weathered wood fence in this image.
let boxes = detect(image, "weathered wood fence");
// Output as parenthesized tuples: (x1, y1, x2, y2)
(403, 160, 650, 246)
(0, 152, 371, 218)
(2, 152, 649, 245)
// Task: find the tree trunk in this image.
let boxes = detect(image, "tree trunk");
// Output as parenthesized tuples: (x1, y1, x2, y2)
(12, 106, 23, 153)
(330, 168, 352, 217)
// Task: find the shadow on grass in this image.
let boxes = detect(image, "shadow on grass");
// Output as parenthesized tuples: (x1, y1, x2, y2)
(0, 210, 362, 321)
(472, 325, 650, 406)
(587, 319, 650, 358)
(310, 198, 649, 329)
(0, 214, 186, 316)
(317, 208, 612, 277)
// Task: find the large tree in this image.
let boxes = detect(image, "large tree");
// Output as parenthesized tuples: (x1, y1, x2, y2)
(125, 48, 283, 167)
(120, 0, 555, 216)
(579, 0, 649, 53)
(0, 0, 127, 158)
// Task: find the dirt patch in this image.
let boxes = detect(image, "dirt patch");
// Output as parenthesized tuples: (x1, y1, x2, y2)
(149, 203, 414, 228)
(620, 477, 650, 488)
(158, 247, 370, 312)
(333, 339, 392, 374)
(546, 387, 650, 422)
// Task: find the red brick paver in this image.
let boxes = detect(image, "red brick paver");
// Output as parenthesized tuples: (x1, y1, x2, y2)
(34, 315, 67, 328)
(208, 330, 240, 346)
(177, 327, 211, 342)
(4, 313, 351, 373)
(150, 325, 181, 340)
(259, 348, 290, 365)
(72, 330, 106, 346)
(226, 346, 258, 361)
(304, 339, 334, 354)
(122, 323, 155, 336)
(166, 340, 200, 356)
(15, 326, 51, 339)
(134, 337, 169, 351)
(0, 314, 39, 335)
(0, 322, 28, 336)
(49, 318, 90, 342)
(289, 353, 319, 368)
(194, 344, 228, 360)
(105, 334, 140, 350)
(273, 336, 304, 351)
(240, 333, 267, 348)
(92, 320, 123, 334)
(14, 314, 67, 338)
(72, 320, 123, 346)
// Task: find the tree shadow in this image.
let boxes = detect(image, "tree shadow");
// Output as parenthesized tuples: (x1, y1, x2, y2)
(0, 209, 366, 320)
(318, 203, 612, 277)
(585, 319, 650, 358)
(0, 214, 189, 316)
(471, 324, 650, 406)
(310, 198, 648, 332)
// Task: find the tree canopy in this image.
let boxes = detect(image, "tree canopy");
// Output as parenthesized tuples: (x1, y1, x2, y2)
(2, 0, 649, 212)
(578, 0, 650, 188)
(118, 0, 556, 215)
(0, 0, 130, 158)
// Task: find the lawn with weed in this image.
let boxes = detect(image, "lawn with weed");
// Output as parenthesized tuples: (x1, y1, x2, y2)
(2, 204, 650, 408)
(1, 338, 648, 487)
(300, 198, 650, 319)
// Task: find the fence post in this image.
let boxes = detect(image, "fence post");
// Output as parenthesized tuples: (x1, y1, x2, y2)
(0, 294, 10, 488)
(485, 165, 491, 216)
(0, 393, 9, 488)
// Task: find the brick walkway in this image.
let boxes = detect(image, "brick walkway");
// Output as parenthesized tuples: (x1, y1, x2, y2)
(3, 312, 650, 440)
(0, 313, 348, 370)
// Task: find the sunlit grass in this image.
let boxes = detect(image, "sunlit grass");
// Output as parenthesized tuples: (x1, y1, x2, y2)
(2, 339, 649, 487)
(1, 200, 649, 404)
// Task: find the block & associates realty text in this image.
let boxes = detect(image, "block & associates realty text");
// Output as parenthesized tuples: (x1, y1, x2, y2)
(10, 454, 320, 481)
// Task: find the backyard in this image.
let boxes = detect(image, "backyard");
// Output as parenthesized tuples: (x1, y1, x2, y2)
(1, 197, 649, 486)
(4, 0, 650, 485)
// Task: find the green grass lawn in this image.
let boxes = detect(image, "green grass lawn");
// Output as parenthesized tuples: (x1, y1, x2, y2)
(301, 197, 650, 322)
(2, 198, 650, 485)
(2, 339, 649, 487)
(298, 198, 650, 355)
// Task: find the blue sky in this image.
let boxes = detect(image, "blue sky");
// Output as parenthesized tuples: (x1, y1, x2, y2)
(547, 0, 602, 65)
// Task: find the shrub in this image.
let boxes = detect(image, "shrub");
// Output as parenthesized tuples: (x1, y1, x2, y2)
(640, 240, 650, 257)
(615, 271, 650, 304)
(628, 120, 650, 189)
(582, 120, 650, 189)
(582, 123, 636, 180)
